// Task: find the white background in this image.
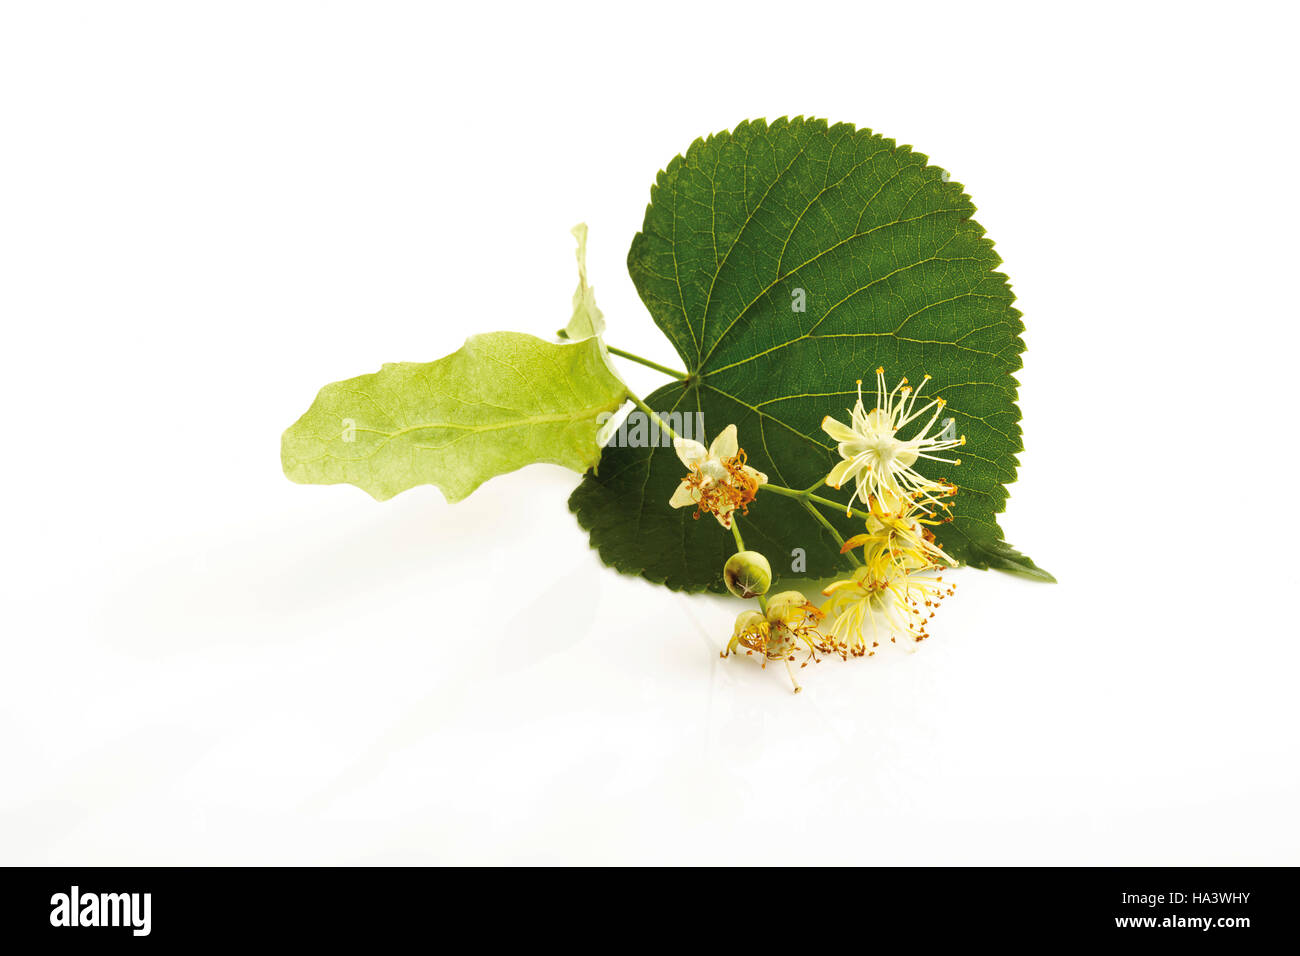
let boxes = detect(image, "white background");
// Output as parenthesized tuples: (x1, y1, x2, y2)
(3, 1, 1297, 865)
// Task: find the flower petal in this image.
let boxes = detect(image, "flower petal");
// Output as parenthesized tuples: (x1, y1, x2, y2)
(668, 480, 698, 509)
(743, 466, 768, 486)
(825, 458, 855, 489)
(821, 415, 858, 443)
(821, 577, 859, 596)
(851, 399, 869, 431)
(672, 436, 708, 469)
(709, 423, 738, 460)
(840, 533, 875, 554)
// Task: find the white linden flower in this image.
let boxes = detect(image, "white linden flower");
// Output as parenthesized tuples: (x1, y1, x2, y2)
(821, 367, 964, 513)
(668, 424, 767, 528)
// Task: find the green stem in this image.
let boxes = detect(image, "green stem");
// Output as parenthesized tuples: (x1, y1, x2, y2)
(763, 482, 870, 520)
(627, 391, 683, 443)
(607, 345, 688, 380)
(807, 491, 863, 517)
(801, 499, 861, 567)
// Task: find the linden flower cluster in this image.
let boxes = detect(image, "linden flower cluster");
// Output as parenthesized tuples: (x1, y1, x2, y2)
(665, 368, 964, 693)
(820, 489, 957, 659)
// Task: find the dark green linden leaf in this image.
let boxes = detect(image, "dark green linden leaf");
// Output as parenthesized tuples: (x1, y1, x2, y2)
(570, 117, 1047, 592)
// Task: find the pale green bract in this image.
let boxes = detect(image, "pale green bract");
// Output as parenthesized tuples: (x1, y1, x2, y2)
(281, 332, 627, 502)
(558, 223, 606, 341)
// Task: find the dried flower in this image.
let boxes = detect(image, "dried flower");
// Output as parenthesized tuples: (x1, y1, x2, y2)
(724, 590, 828, 692)
(668, 424, 767, 528)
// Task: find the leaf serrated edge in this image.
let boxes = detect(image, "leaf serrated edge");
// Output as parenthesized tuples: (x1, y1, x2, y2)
(567, 478, 724, 594)
(614, 116, 1048, 584)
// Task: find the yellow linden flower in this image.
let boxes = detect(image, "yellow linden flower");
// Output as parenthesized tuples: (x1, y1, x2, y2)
(723, 591, 828, 692)
(821, 367, 964, 513)
(840, 489, 958, 576)
(668, 424, 767, 528)
(820, 565, 955, 659)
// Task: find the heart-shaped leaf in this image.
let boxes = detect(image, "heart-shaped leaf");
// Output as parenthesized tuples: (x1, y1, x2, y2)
(571, 117, 1049, 591)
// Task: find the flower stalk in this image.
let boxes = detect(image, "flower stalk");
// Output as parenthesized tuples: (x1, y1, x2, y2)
(606, 345, 688, 380)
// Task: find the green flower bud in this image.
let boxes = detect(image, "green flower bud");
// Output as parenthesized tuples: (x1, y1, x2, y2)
(723, 550, 772, 599)
(766, 590, 811, 621)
